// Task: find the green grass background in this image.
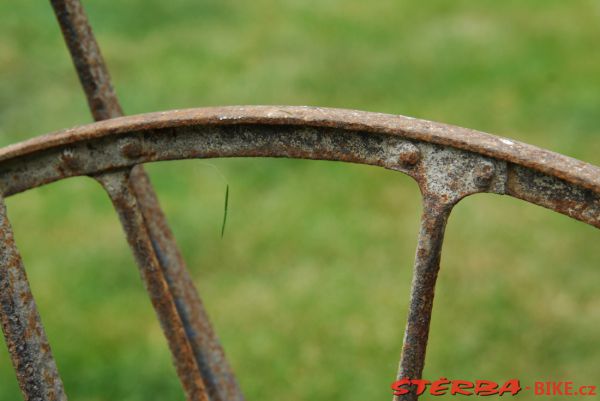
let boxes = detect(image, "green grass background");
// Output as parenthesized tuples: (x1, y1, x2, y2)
(1, 0, 599, 400)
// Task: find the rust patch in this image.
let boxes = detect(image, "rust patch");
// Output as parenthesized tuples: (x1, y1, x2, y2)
(0, 196, 67, 401)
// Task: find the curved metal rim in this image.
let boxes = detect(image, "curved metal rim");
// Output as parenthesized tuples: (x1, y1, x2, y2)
(9, 0, 595, 398)
(1, 105, 598, 230)
(0, 105, 598, 401)
(2, 105, 599, 193)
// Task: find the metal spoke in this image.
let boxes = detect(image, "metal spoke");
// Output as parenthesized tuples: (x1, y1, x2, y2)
(0, 3, 595, 401)
(49, 1, 244, 400)
(95, 170, 210, 401)
(50, 0, 123, 120)
(128, 168, 244, 400)
(0, 197, 67, 401)
(394, 199, 452, 401)
(393, 144, 509, 400)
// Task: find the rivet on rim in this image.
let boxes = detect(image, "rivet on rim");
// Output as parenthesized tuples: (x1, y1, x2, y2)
(474, 161, 495, 189)
(60, 148, 82, 171)
(120, 140, 145, 159)
(398, 143, 421, 167)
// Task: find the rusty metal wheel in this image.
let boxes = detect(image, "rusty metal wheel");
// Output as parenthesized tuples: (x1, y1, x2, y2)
(1, 1, 598, 401)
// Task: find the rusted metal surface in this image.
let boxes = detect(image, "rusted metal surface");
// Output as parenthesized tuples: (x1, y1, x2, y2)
(506, 164, 600, 227)
(0, 107, 598, 228)
(1, 105, 597, 400)
(50, 0, 123, 120)
(0, 196, 67, 401)
(396, 201, 451, 401)
(49, 1, 244, 400)
(394, 146, 508, 401)
(0, 5, 593, 401)
(129, 169, 244, 401)
(94, 170, 210, 401)
(2, 106, 598, 193)
(0, 109, 597, 401)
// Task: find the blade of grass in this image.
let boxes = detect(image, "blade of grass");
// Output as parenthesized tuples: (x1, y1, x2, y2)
(221, 184, 229, 238)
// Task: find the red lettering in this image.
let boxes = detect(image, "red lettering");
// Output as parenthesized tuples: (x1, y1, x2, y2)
(498, 379, 521, 396)
(451, 380, 474, 396)
(393, 378, 595, 397)
(552, 381, 564, 395)
(534, 382, 545, 395)
(391, 378, 410, 396)
(411, 379, 430, 395)
(430, 377, 450, 396)
(475, 380, 499, 396)
(564, 382, 573, 396)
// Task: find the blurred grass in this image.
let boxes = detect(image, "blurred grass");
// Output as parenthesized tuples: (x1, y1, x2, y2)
(0, 0, 599, 400)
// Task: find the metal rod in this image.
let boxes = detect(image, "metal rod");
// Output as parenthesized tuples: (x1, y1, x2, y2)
(0, 196, 68, 401)
(129, 169, 244, 400)
(395, 197, 452, 401)
(95, 170, 210, 401)
(49, 0, 122, 120)
(49, 1, 244, 400)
